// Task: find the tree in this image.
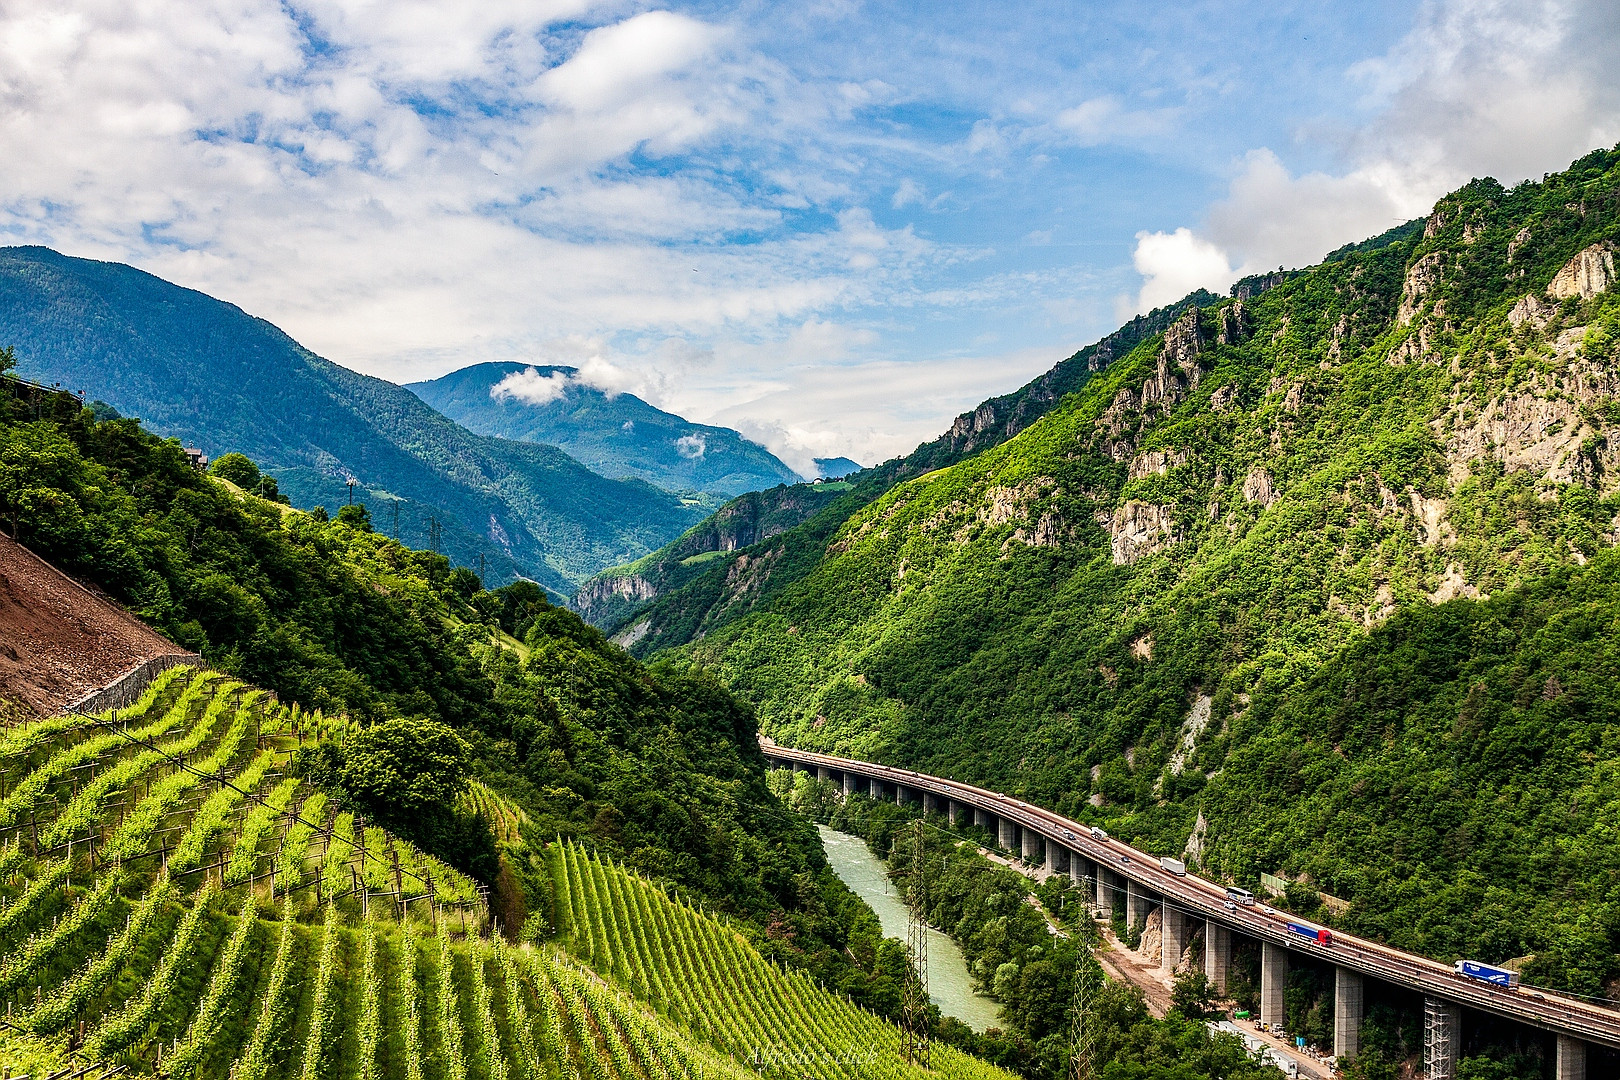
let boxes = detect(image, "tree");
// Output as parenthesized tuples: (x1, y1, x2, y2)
(1170, 970, 1216, 1019)
(209, 451, 260, 489)
(338, 716, 473, 814)
(336, 503, 372, 531)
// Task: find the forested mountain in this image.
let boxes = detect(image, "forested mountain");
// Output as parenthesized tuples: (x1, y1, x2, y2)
(573, 292, 1219, 629)
(0, 248, 708, 592)
(611, 147, 1620, 993)
(408, 360, 802, 496)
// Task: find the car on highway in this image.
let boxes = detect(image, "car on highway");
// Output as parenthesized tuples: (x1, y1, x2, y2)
(1223, 900, 1238, 911)
(1120, 854, 1131, 864)
(1062, 829, 1075, 841)
(1260, 905, 1277, 916)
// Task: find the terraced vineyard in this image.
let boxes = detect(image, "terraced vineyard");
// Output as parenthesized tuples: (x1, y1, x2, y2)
(0, 669, 1015, 1080)
(550, 842, 1012, 1080)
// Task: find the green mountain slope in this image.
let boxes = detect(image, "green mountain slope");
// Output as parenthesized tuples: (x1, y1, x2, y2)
(0, 672, 1018, 1079)
(0, 248, 708, 591)
(0, 373, 869, 964)
(573, 291, 1221, 631)
(643, 147, 1620, 991)
(408, 361, 802, 496)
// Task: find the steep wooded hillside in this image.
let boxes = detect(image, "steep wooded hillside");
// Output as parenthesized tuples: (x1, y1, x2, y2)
(639, 148, 1620, 993)
(408, 361, 801, 496)
(0, 248, 708, 591)
(574, 292, 1221, 631)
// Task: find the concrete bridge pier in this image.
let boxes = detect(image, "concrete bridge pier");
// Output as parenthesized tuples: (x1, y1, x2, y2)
(1203, 920, 1230, 993)
(998, 817, 1018, 853)
(869, 776, 884, 800)
(1334, 967, 1362, 1060)
(1021, 828, 1040, 864)
(843, 772, 858, 798)
(817, 765, 832, 782)
(1423, 998, 1460, 1080)
(1556, 1034, 1587, 1080)
(1095, 866, 1115, 917)
(948, 799, 965, 825)
(895, 784, 908, 806)
(1046, 843, 1067, 875)
(1125, 879, 1151, 933)
(1160, 905, 1187, 971)
(1260, 942, 1288, 1027)
(974, 807, 992, 831)
(1069, 854, 1086, 893)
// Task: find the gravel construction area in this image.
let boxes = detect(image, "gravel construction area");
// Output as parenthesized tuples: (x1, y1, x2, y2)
(0, 532, 178, 715)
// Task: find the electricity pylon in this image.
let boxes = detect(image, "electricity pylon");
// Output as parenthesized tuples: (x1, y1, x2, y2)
(1068, 945, 1100, 1080)
(902, 820, 931, 1068)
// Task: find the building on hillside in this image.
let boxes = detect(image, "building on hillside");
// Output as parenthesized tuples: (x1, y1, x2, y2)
(183, 447, 209, 472)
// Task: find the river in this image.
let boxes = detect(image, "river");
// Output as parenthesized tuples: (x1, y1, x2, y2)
(816, 824, 1004, 1033)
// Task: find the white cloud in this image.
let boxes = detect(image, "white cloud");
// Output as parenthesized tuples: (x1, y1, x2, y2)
(1054, 95, 1176, 146)
(1121, 0, 1620, 315)
(674, 432, 706, 458)
(491, 366, 571, 405)
(1122, 228, 1233, 318)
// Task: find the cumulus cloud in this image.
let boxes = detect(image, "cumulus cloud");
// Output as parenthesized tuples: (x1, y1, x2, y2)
(1122, 0, 1620, 315)
(491, 367, 572, 406)
(1122, 228, 1234, 319)
(674, 432, 706, 458)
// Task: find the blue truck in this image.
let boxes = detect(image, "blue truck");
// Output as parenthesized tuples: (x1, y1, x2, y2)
(1454, 960, 1520, 988)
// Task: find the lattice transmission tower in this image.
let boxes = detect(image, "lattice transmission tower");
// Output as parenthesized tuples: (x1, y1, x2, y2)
(1068, 945, 1099, 1080)
(901, 820, 931, 1068)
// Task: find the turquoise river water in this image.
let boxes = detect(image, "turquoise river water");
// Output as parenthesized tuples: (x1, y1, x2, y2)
(816, 824, 1004, 1033)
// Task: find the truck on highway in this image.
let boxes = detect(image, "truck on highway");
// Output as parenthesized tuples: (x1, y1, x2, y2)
(1286, 921, 1334, 946)
(1089, 826, 1109, 842)
(1455, 960, 1520, 988)
(1159, 856, 1187, 876)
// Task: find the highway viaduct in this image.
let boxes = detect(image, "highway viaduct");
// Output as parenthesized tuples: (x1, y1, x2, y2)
(760, 739, 1611, 1080)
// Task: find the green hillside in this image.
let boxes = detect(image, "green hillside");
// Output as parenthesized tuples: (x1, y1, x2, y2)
(624, 147, 1620, 991)
(0, 671, 1004, 1080)
(0, 371, 882, 983)
(0, 248, 708, 591)
(408, 362, 801, 497)
(572, 294, 1218, 631)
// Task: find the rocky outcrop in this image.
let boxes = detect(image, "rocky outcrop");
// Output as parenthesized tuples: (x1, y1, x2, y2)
(1549, 242, 1616, 301)
(1127, 448, 1191, 481)
(1216, 301, 1246, 346)
(1508, 293, 1553, 328)
(1241, 468, 1277, 507)
(572, 573, 659, 625)
(1102, 501, 1181, 565)
(1398, 251, 1445, 325)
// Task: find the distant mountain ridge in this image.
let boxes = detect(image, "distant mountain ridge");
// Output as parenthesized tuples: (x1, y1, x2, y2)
(0, 247, 707, 592)
(407, 361, 802, 496)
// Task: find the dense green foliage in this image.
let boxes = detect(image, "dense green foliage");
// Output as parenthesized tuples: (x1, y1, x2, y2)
(408, 361, 801, 497)
(773, 773, 1285, 1080)
(0, 378, 871, 973)
(0, 247, 708, 590)
(613, 149, 1620, 994)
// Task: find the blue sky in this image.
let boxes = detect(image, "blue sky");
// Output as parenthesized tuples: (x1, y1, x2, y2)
(0, 0, 1615, 472)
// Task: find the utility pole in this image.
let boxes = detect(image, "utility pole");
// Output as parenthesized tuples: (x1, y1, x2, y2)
(902, 819, 930, 1067)
(347, 480, 355, 505)
(429, 516, 441, 554)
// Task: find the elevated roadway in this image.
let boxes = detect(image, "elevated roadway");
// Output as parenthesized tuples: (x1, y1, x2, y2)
(761, 739, 1607, 1079)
